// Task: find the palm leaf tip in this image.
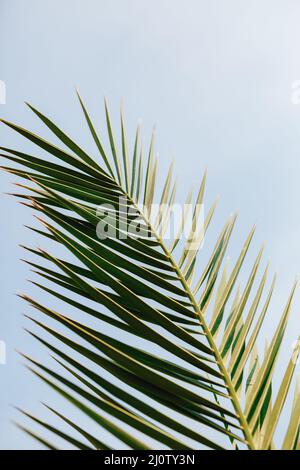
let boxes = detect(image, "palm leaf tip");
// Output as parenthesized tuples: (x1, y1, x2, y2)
(1, 97, 299, 450)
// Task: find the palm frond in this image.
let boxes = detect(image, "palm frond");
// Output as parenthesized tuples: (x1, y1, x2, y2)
(1, 96, 299, 450)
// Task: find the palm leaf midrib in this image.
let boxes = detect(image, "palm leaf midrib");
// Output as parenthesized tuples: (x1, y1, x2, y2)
(123, 187, 256, 450)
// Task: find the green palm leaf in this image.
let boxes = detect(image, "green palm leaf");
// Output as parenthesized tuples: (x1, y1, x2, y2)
(1, 96, 299, 450)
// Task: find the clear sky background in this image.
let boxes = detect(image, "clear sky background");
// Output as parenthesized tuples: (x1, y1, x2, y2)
(1, 0, 300, 449)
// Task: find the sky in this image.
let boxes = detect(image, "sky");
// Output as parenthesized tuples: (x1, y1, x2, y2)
(1, 0, 300, 449)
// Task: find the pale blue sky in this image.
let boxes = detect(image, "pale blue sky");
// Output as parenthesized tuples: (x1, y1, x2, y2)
(1, 0, 300, 449)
